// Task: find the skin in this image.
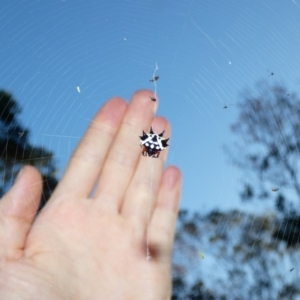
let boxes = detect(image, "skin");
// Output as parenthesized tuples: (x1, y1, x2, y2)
(0, 90, 182, 300)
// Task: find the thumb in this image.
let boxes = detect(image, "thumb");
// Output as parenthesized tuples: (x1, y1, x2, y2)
(0, 166, 42, 261)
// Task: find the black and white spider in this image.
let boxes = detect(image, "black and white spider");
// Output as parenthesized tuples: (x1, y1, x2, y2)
(139, 127, 169, 158)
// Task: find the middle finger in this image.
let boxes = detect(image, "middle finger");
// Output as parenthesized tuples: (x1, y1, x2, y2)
(94, 90, 157, 211)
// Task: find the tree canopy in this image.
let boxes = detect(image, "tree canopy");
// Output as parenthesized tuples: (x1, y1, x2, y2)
(172, 209, 300, 299)
(228, 82, 300, 214)
(0, 89, 58, 210)
(171, 82, 300, 298)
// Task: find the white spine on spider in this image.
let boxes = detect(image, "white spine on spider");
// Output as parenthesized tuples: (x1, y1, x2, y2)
(139, 127, 169, 158)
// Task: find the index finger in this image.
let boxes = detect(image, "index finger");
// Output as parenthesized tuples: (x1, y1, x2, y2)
(52, 97, 127, 199)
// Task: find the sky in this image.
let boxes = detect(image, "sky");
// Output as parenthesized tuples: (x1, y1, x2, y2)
(1, 0, 300, 214)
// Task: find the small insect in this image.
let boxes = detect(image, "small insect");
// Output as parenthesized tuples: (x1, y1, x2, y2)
(149, 75, 159, 82)
(149, 96, 156, 102)
(290, 268, 294, 272)
(268, 72, 274, 77)
(223, 103, 235, 109)
(272, 187, 279, 192)
(139, 127, 169, 158)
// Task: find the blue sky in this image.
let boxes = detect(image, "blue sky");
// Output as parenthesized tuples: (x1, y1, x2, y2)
(1, 0, 300, 214)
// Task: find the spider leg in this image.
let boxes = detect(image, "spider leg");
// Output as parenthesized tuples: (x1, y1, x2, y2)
(141, 146, 147, 156)
(153, 151, 160, 158)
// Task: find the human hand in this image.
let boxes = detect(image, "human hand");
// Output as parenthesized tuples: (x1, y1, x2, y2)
(0, 90, 182, 300)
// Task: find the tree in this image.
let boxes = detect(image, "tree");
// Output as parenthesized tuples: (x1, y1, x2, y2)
(0, 89, 58, 210)
(228, 81, 300, 209)
(172, 209, 300, 299)
(226, 81, 300, 245)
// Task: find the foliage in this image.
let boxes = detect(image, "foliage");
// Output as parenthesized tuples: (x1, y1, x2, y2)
(172, 209, 300, 299)
(227, 82, 300, 212)
(225, 81, 300, 245)
(0, 89, 58, 210)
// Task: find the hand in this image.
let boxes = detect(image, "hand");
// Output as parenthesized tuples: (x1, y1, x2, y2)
(0, 90, 182, 300)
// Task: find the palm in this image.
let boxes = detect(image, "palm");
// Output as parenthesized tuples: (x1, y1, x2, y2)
(0, 91, 181, 300)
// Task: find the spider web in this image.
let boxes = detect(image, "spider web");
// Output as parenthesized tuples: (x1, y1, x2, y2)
(1, 0, 300, 298)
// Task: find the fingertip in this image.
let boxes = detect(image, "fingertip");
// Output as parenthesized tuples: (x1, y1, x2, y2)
(131, 90, 158, 115)
(99, 97, 128, 124)
(149, 92, 159, 113)
(163, 166, 182, 189)
(2, 166, 43, 216)
(0, 166, 43, 260)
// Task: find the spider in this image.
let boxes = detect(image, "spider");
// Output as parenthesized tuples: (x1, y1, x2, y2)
(149, 75, 159, 82)
(139, 127, 169, 158)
